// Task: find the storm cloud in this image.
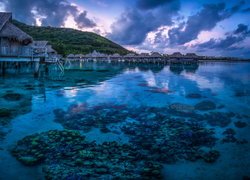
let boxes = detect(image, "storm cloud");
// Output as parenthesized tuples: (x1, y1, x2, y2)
(197, 24, 250, 50)
(108, 0, 180, 45)
(168, 2, 244, 45)
(3, 0, 96, 28)
(2, 0, 250, 57)
(74, 11, 96, 28)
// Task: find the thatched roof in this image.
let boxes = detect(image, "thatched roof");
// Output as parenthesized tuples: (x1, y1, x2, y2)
(67, 54, 75, 58)
(0, 12, 33, 44)
(46, 45, 57, 54)
(32, 41, 48, 48)
(0, 12, 11, 30)
(75, 54, 83, 58)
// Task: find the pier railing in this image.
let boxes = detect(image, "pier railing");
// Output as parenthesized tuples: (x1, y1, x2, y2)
(0, 46, 33, 57)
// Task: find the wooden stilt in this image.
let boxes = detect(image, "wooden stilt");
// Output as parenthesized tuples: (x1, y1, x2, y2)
(45, 64, 49, 76)
(34, 61, 40, 78)
(2, 62, 6, 76)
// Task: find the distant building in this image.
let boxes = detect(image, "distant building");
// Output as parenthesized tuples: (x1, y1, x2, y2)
(74, 54, 83, 59)
(151, 52, 162, 57)
(139, 53, 150, 57)
(90, 50, 106, 57)
(111, 53, 121, 57)
(0, 12, 33, 57)
(67, 54, 75, 60)
(171, 52, 183, 57)
(185, 53, 197, 57)
(124, 53, 136, 57)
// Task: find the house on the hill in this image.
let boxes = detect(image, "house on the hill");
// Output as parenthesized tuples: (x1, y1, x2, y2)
(0, 12, 34, 59)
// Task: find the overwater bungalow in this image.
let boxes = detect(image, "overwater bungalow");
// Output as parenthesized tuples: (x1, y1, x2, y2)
(32, 41, 48, 57)
(124, 53, 136, 58)
(140, 53, 150, 57)
(32, 41, 58, 63)
(186, 53, 198, 58)
(170, 52, 183, 58)
(83, 50, 104, 59)
(67, 54, 75, 60)
(0, 12, 62, 76)
(74, 54, 84, 60)
(0, 12, 37, 61)
(111, 53, 121, 58)
(91, 50, 98, 57)
(150, 52, 162, 58)
(109, 53, 121, 62)
(137, 53, 148, 59)
(46, 45, 57, 55)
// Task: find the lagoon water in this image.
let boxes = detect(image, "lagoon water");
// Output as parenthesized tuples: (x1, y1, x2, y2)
(0, 62, 249, 179)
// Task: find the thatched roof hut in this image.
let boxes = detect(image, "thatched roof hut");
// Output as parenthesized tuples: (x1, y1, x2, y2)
(0, 12, 32, 45)
(124, 53, 136, 57)
(151, 52, 162, 57)
(46, 45, 57, 54)
(67, 54, 75, 58)
(32, 41, 48, 48)
(171, 52, 183, 57)
(111, 53, 121, 57)
(75, 54, 84, 58)
(0, 12, 11, 30)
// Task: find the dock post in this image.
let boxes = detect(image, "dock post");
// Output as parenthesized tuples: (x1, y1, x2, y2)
(1, 62, 6, 76)
(45, 63, 49, 76)
(34, 61, 40, 78)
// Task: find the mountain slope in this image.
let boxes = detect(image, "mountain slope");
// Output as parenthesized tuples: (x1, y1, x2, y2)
(13, 20, 130, 56)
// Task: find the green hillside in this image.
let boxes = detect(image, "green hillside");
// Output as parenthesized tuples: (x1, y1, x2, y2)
(13, 20, 130, 56)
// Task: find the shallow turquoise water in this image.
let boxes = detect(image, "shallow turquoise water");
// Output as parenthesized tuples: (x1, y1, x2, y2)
(0, 62, 249, 179)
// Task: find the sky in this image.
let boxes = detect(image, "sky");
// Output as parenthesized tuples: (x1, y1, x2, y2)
(1, 0, 250, 57)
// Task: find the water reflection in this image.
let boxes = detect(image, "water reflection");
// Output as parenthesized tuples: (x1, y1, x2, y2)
(0, 62, 250, 180)
(169, 63, 199, 74)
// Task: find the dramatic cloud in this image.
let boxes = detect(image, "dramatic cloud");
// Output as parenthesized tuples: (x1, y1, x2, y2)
(108, 0, 180, 45)
(74, 11, 96, 28)
(3, 0, 96, 27)
(168, 2, 244, 45)
(196, 24, 250, 50)
(2, 0, 250, 57)
(234, 24, 248, 34)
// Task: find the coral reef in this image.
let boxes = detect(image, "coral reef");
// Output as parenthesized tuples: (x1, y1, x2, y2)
(195, 100, 216, 111)
(13, 102, 225, 179)
(234, 121, 247, 128)
(0, 108, 12, 118)
(202, 112, 234, 127)
(2, 93, 23, 101)
(186, 93, 202, 99)
(234, 89, 250, 97)
(54, 103, 133, 132)
(222, 128, 248, 144)
(12, 130, 163, 179)
(121, 117, 218, 164)
(169, 103, 195, 115)
(0, 108, 13, 125)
